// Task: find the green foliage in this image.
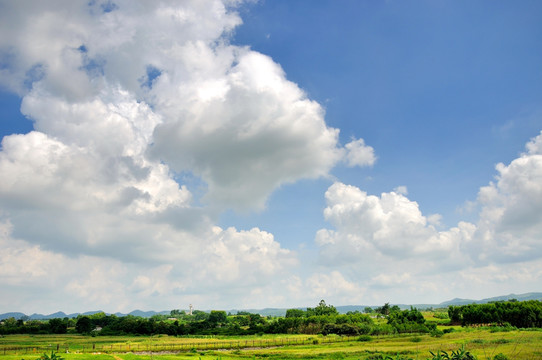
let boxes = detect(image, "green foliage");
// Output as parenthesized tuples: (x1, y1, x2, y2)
(493, 354, 509, 360)
(285, 308, 305, 318)
(357, 334, 372, 341)
(321, 323, 359, 336)
(39, 351, 64, 360)
(208, 310, 227, 325)
(430, 345, 476, 360)
(370, 324, 397, 335)
(376, 303, 391, 316)
(387, 307, 434, 334)
(75, 316, 92, 333)
(433, 312, 450, 319)
(448, 300, 542, 327)
(491, 338, 510, 344)
(450, 344, 477, 360)
(306, 300, 339, 317)
(488, 325, 516, 333)
(47, 319, 67, 334)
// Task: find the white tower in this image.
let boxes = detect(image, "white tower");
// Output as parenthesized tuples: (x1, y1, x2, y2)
(189, 304, 193, 315)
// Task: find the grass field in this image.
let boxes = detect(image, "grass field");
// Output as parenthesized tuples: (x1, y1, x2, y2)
(1, 328, 541, 360)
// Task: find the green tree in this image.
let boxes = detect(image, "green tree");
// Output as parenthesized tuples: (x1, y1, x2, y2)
(364, 306, 373, 314)
(285, 309, 305, 318)
(208, 310, 227, 325)
(306, 300, 338, 317)
(193, 310, 209, 321)
(75, 316, 92, 333)
(377, 303, 391, 316)
(48, 318, 67, 334)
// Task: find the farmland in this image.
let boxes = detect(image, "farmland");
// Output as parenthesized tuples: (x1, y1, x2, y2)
(1, 327, 541, 360)
(2, 302, 542, 359)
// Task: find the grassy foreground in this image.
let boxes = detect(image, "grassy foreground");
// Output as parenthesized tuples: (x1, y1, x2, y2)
(1, 328, 541, 360)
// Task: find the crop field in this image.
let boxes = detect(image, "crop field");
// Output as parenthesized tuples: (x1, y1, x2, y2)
(1, 328, 541, 360)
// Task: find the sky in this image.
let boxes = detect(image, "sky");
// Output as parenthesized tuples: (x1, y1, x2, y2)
(0, 0, 541, 315)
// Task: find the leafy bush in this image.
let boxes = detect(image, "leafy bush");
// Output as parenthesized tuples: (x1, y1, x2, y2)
(370, 324, 396, 335)
(489, 325, 516, 333)
(433, 312, 450, 319)
(429, 345, 476, 360)
(39, 352, 64, 360)
(493, 354, 509, 360)
(357, 335, 372, 341)
(491, 338, 510, 344)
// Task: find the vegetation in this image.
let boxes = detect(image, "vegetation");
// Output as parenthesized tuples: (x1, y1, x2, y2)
(1, 300, 542, 359)
(1, 328, 541, 359)
(448, 300, 542, 327)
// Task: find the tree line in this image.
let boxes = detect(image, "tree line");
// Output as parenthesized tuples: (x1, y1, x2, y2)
(448, 300, 542, 327)
(0, 300, 440, 337)
(5, 299, 539, 337)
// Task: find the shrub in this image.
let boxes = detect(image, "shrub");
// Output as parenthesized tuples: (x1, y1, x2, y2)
(371, 324, 396, 335)
(357, 335, 372, 342)
(433, 312, 449, 319)
(39, 352, 64, 360)
(493, 354, 509, 360)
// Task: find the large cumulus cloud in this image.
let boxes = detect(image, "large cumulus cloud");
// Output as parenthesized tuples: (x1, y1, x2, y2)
(314, 132, 542, 303)
(149, 50, 343, 209)
(472, 131, 542, 263)
(0, 0, 371, 312)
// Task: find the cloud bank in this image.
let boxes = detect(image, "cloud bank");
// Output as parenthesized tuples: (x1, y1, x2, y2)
(0, 0, 379, 313)
(315, 131, 542, 303)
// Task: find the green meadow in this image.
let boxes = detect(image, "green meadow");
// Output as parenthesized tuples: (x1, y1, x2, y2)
(1, 328, 541, 360)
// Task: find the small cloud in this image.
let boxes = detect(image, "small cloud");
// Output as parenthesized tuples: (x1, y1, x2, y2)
(427, 213, 442, 226)
(393, 185, 408, 195)
(344, 138, 376, 167)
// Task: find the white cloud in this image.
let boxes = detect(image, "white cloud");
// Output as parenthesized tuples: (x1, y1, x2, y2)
(470, 131, 542, 263)
(344, 138, 376, 167)
(369, 273, 411, 289)
(318, 182, 471, 262)
(0, 217, 299, 313)
(150, 50, 342, 209)
(0, 0, 322, 311)
(314, 131, 542, 304)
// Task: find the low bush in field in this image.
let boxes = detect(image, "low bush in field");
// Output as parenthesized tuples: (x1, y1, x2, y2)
(370, 324, 396, 335)
(357, 335, 372, 341)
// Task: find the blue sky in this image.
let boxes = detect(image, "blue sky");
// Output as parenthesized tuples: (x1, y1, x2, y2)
(224, 0, 542, 268)
(0, 0, 541, 314)
(231, 0, 542, 225)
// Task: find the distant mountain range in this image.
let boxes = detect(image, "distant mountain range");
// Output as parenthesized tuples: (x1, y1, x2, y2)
(2, 292, 540, 321)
